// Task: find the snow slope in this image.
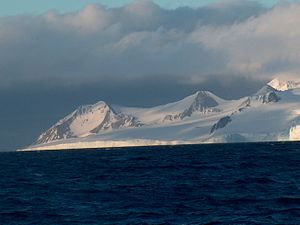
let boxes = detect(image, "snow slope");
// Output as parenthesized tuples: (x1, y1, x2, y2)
(21, 78, 300, 151)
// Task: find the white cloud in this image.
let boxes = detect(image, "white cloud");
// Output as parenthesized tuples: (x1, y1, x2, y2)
(190, 2, 300, 77)
(0, 0, 299, 90)
(43, 4, 114, 33)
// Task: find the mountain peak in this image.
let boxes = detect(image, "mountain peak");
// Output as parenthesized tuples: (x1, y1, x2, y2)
(162, 90, 222, 123)
(255, 85, 277, 96)
(35, 99, 143, 145)
(93, 101, 108, 107)
(254, 85, 280, 104)
(195, 90, 212, 95)
(193, 91, 219, 107)
(268, 78, 300, 91)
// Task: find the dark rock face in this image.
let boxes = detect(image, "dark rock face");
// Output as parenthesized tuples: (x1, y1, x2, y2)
(164, 91, 220, 122)
(238, 98, 251, 112)
(185, 91, 219, 114)
(254, 85, 281, 104)
(35, 122, 75, 145)
(210, 116, 232, 134)
(36, 112, 78, 145)
(262, 92, 281, 103)
(91, 111, 142, 133)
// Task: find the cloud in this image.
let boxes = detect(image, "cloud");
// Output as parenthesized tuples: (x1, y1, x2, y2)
(190, 2, 300, 77)
(43, 4, 114, 33)
(0, 0, 299, 92)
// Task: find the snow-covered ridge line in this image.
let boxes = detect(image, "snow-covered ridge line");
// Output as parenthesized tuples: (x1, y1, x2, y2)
(23, 78, 300, 151)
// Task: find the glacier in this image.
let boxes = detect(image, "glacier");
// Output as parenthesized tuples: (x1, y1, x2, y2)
(20, 78, 300, 151)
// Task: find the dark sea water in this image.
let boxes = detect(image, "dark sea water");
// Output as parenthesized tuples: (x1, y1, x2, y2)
(1, 142, 300, 225)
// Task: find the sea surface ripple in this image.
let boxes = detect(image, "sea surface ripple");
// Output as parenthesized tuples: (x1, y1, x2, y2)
(0, 142, 300, 224)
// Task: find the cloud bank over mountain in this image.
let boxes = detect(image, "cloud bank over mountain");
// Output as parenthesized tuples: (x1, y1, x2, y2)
(1, 0, 299, 90)
(1, 0, 300, 150)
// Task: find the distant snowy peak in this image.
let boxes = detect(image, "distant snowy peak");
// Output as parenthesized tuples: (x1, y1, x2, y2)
(36, 101, 142, 145)
(185, 91, 221, 112)
(253, 85, 280, 104)
(163, 91, 222, 122)
(268, 78, 300, 91)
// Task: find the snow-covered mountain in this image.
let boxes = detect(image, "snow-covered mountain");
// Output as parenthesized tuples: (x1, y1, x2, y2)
(22, 78, 300, 151)
(36, 101, 142, 144)
(268, 78, 300, 91)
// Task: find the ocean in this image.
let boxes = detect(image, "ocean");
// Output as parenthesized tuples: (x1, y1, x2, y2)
(0, 142, 300, 224)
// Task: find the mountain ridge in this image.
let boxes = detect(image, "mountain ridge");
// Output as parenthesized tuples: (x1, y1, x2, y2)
(22, 78, 300, 151)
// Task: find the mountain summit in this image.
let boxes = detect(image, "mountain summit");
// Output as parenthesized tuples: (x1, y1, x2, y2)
(36, 101, 142, 145)
(268, 78, 300, 91)
(22, 79, 300, 151)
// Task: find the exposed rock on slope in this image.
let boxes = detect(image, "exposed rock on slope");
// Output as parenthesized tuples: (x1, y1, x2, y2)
(163, 91, 221, 122)
(36, 101, 142, 144)
(254, 85, 281, 103)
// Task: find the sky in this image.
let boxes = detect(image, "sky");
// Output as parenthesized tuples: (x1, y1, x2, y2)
(0, 0, 286, 15)
(1, 0, 300, 150)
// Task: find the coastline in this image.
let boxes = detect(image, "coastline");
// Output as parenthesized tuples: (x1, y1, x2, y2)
(18, 138, 297, 152)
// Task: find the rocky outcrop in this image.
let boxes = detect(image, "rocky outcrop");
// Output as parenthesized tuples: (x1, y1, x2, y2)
(210, 116, 232, 134)
(254, 85, 280, 104)
(163, 91, 221, 122)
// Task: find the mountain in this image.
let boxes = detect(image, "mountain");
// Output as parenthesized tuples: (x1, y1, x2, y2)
(36, 101, 142, 145)
(21, 78, 300, 151)
(162, 91, 222, 122)
(253, 85, 281, 104)
(268, 78, 300, 91)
